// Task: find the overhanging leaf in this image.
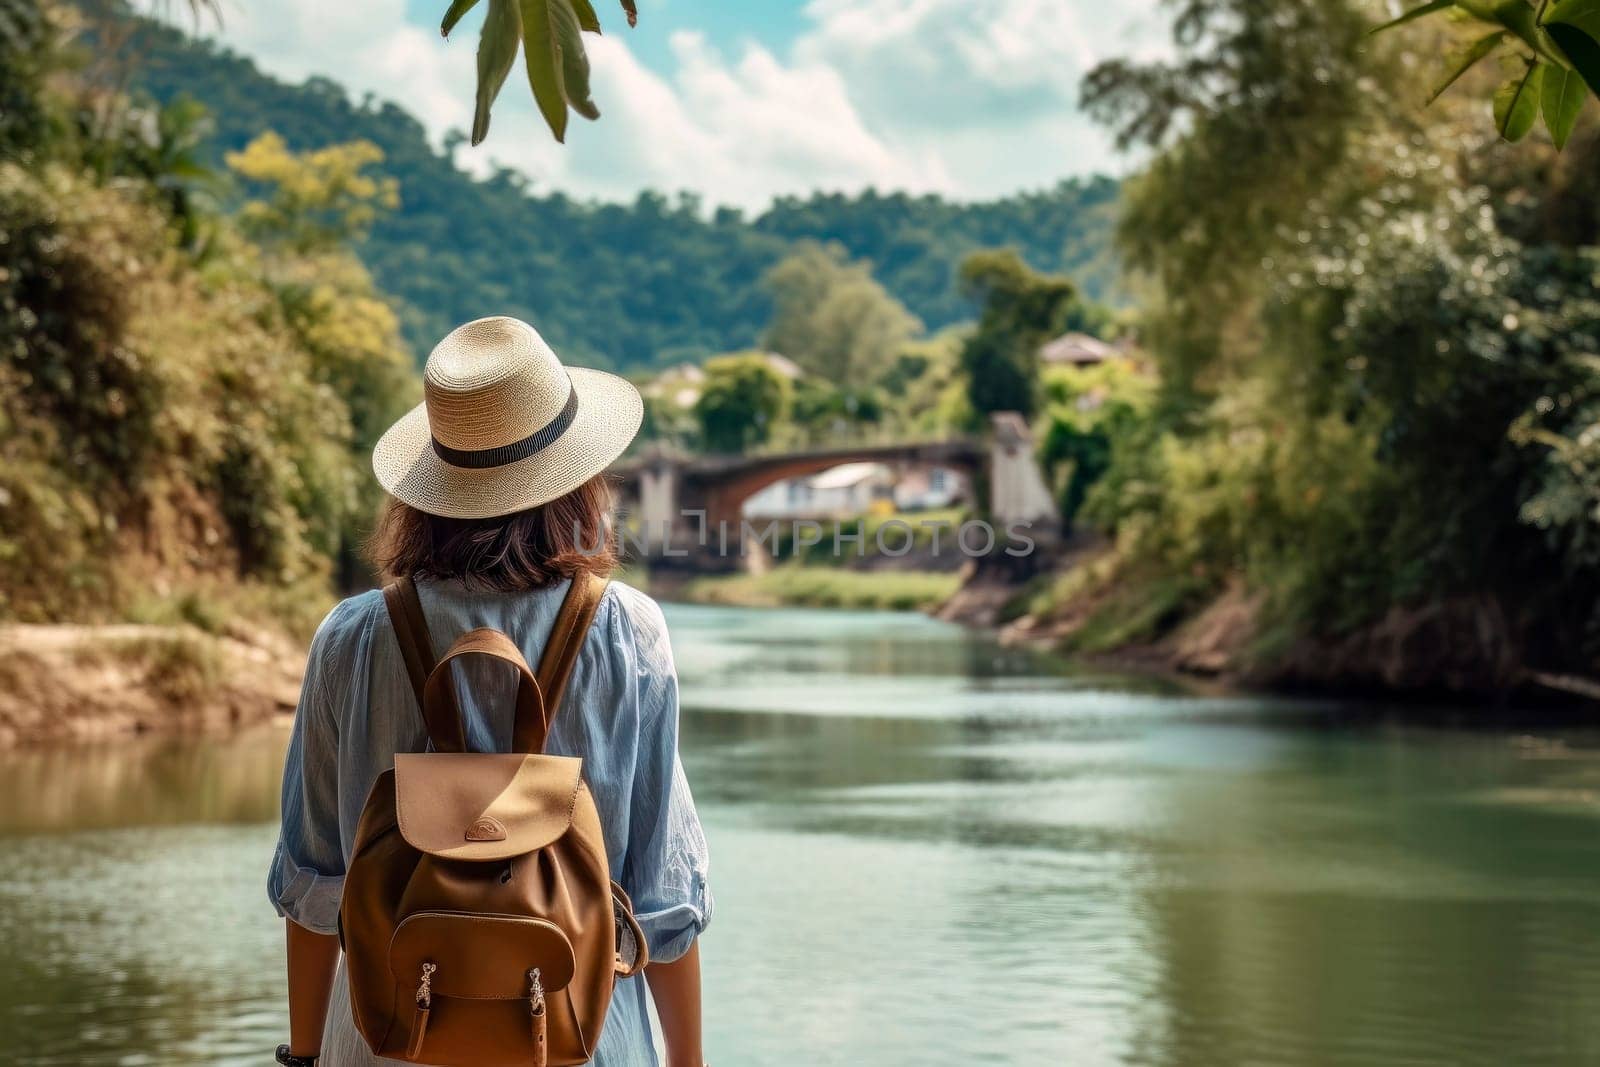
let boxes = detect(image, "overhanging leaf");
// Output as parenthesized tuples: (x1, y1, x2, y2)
(1370, 0, 1456, 36)
(553, 0, 601, 121)
(519, 0, 599, 142)
(1429, 31, 1506, 103)
(571, 0, 601, 33)
(519, 0, 569, 140)
(1546, 0, 1600, 35)
(1547, 23, 1600, 93)
(1459, 0, 1566, 63)
(442, 0, 482, 37)
(1542, 62, 1587, 146)
(621, 0, 637, 28)
(1546, 0, 1600, 95)
(1493, 62, 1544, 139)
(471, 0, 522, 145)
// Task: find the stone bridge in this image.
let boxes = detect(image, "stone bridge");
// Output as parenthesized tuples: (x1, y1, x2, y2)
(612, 413, 1058, 560)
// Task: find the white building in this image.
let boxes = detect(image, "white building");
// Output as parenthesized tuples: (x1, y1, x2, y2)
(743, 462, 968, 520)
(743, 462, 894, 520)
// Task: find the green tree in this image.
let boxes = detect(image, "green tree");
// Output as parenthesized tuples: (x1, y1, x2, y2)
(0, 0, 56, 157)
(762, 241, 922, 389)
(957, 249, 1076, 420)
(693, 354, 790, 454)
(1038, 360, 1155, 527)
(1077, 0, 1600, 675)
(1083, 0, 1379, 392)
(227, 131, 400, 252)
(225, 132, 417, 585)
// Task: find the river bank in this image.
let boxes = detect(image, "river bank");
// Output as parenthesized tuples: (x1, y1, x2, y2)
(4, 549, 1592, 750)
(0, 624, 303, 747)
(654, 542, 1600, 715)
(960, 545, 1600, 715)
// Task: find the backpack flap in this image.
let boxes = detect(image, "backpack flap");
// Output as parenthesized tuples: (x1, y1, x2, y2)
(394, 752, 583, 862)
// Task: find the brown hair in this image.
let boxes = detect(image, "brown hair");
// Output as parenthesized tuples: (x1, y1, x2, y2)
(368, 474, 618, 590)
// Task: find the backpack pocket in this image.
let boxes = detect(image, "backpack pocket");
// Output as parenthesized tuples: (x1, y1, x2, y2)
(389, 911, 578, 1064)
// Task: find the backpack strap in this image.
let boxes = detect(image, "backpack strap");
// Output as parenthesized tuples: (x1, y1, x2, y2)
(383, 576, 437, 710)
(422, 628, 547, 753)
(384, 572, 607, 754)
(535, 573, 609, 723)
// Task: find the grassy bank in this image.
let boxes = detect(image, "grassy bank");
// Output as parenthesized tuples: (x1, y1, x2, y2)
(675, 566, 961, 612)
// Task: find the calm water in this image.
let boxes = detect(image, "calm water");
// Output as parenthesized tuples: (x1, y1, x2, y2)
(4, 605, 1600, 1065)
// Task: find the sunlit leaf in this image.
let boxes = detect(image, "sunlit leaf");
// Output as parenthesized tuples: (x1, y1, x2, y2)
(471, 0, 522, 145)
(441, 0, 482, 37)
(1428, 31, 1506, 103)
(1542, 62, 1587, 147)
(1493, 61, 1544, 139)
(1546, 0, 1600, 95)
(621, 1, 638, 28)
(571, 0, 601, 32)
(1370, 0, 1456, 36)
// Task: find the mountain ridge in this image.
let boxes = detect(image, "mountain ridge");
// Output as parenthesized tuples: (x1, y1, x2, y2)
(120, 10, 1120, 369)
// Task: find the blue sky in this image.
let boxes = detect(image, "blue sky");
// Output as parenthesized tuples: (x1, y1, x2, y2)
(192, 0, 1169, 209)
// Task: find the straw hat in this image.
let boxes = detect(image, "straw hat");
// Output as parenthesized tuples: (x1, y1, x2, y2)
(373, 316, 642, 519)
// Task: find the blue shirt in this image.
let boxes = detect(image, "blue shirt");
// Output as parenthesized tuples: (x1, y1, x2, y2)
(269, 577, 712, 1066)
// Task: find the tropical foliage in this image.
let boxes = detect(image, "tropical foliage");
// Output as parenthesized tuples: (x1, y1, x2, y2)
(1062, 0, 1600, 681)
(0, 3, 415, 626)
(1371, 0, 1599, 146)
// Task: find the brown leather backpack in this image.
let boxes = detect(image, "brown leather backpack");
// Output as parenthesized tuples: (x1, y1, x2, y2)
(339, 574, 649, 1066)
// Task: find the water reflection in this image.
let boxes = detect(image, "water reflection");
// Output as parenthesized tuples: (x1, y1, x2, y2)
(0, 729, 284, 834)
(2, 604, 1599, 1065)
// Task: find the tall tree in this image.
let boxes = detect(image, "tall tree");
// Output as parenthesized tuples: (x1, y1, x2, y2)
(1077, 0, 1600, 672)
(762, 241, 922, 389)
(958, 250, 1076, 420)
(693, 353, 791, 454)
(1082, 0, 1378, 391)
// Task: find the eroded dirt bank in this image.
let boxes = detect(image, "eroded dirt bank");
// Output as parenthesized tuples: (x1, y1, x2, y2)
(941, 544, 1599, 712)
(0, 624, 304, 747)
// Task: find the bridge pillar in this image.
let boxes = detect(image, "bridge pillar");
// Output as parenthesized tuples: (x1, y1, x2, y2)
(988, 413, 1059, 536)
(636, 454, 679, 551)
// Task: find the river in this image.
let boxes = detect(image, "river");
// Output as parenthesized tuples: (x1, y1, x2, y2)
(3, 604, 1600, 1065)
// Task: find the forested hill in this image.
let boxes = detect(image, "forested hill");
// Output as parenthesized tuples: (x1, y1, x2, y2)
(120, 12, 1119, 370)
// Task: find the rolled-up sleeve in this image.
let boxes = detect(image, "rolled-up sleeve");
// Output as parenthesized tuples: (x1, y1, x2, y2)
(268, 609, 347, 934)
(616, 594, 713, 963)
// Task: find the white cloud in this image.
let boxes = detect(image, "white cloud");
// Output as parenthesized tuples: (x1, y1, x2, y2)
(791, 0, 1169, 196)
(157, 0, 1169, 209)
(199, 0, 469, 133)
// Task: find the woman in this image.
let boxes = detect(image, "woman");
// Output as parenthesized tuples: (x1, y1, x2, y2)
(267, 316, 711, 1067)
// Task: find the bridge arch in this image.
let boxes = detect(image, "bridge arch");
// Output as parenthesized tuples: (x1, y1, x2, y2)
(613, 416, 1056, 560)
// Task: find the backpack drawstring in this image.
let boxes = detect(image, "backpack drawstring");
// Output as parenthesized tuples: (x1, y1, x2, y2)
(529, 967, 548, 1067)
(408, 961, 437, 1059)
